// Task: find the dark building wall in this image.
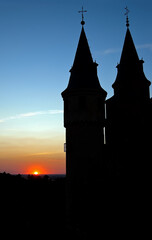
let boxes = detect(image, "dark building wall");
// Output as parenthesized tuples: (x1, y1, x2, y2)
(65, 123, 104, 228)
(63, 90, 106, 228)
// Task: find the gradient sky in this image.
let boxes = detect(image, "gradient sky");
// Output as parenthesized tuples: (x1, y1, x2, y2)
(0, 0, 152, 174)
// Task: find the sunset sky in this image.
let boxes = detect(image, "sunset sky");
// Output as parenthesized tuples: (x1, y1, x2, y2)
(0, 0, 152, 174)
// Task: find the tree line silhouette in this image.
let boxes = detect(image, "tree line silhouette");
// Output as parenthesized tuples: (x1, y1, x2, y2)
(0, 171, 151, 239)
(0, 172, 66, 239)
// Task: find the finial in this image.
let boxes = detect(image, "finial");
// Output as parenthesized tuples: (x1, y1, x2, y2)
(125, 6, 130, 28)
(78, 6, 87, 25)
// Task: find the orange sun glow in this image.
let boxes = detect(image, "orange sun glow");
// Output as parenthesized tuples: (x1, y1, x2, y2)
(26, 165, 48, 175)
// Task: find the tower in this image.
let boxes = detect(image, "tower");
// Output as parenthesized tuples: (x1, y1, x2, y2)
(61, 14, 107, 235)
(104, 12, 152, 238)
(106, 12, 152, 177)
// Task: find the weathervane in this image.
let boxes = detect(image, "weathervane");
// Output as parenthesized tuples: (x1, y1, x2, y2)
(125, 6, 130, 28)
(78, 6, 87, 25)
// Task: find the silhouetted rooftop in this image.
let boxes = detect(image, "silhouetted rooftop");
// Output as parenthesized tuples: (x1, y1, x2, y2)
(72, 26, 93, 69)
(62, 26, 106, 97)
(112, 27, 151, 94)
(119, 28, 139, 65)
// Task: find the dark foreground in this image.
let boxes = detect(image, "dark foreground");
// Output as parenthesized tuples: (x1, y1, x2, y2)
(0, 172, 151, 239)
(0, 173, 66, 239)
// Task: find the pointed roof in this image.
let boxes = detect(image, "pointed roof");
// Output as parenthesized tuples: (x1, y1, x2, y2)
(119, 28, 139, 66)
(112, 26, 151, 95)
(72, 26, 93, 68)
(62, 26, 107, 97)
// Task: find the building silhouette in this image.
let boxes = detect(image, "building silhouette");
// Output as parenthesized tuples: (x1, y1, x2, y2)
(106, 18, 152, 178)
(61, 21, 107, 237)
(61, 14, 152, 239)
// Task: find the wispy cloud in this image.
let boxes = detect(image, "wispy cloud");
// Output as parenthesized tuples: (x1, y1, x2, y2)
(137, 43, 152, 51)
(94, 48, 121, 56)
(94, 43, 152, 57)
(29, 152, 53, 156)
(103, 48, 121, 55)
(0, 110, 63, 123)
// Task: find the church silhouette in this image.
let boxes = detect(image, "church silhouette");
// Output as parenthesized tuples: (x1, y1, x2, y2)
(62, 11, 152, 239)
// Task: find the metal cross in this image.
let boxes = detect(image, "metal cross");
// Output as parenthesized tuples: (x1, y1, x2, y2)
(78, 7, 87, 25)
(125, 6, 130, 17)
(125, 6, 130, 28)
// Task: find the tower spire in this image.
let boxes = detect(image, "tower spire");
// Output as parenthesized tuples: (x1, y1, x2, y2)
(112, 10, 151, 97)
(125, 6, 130, 28)
(78, 6, 87, 25)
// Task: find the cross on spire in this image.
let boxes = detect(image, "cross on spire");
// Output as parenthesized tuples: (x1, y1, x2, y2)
(125, 6, 130, 28)
(78, 7, 87, 25)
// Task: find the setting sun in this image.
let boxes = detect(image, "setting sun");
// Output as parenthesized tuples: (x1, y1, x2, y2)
(26, 165, 48, 175)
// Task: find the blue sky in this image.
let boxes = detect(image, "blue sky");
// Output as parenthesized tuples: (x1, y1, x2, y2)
(0, 0, 152, 174)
